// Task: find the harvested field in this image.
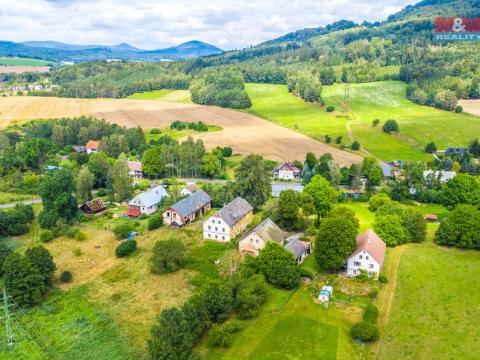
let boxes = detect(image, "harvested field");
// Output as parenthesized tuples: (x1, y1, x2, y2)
(459, 99, 480, 117)
(0, 66, 50, 74)
(0, 96, 361, 165)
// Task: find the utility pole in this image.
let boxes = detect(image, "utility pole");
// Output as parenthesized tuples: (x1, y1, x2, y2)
(1, 289, 14, 346)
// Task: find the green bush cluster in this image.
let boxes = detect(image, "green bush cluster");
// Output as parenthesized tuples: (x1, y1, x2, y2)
(170, 120, 208, 132)
(115, 240, 137, 258)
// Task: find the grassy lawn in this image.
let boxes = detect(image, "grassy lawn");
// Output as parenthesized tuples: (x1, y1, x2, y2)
(245, 81, 480, 162)
(201, 287, 361, 360)
(0, 286, 140, 360)
(377, 243, 480, 360)
(0, 191, 39, 205)
(0, 57, 57, 66)
(127, 89, 192, 103)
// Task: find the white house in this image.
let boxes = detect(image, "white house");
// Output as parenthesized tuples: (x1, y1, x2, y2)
(127, 185, 169, 217)
(423, 170, 456, 184)
(203, 197, 253, 242)
(127, 161, 143, 179)
(272, 161, 301, 180)
(346, 229, 386, 278)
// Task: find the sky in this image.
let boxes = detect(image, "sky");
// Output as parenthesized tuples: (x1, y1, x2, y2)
(0, 0, 419, 50)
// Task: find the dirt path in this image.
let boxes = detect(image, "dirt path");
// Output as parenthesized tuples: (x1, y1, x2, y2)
(459, 99, 480, 116)
(0, 96, 362, 166)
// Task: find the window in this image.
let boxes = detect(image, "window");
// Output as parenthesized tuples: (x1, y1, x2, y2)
(369, 264, 374, 269)
(256, 239, 259, 244)
(366, 255, 369, 260)
(215, 235, 218, 239)
(354, 261, 361, 266)
(222, 228, 225, 232)
(166, 212, 170, 217)
(368, 272, 374, 277)
(173, 213, 176, 218)
(208, 226, 211, 230)
(250, 239, 253, 243)
(222, 236, 225, 240)
(215, 227, 218, 231)
(359, 255, 363, 259)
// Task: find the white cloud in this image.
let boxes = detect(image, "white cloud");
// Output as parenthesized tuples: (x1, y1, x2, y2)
(0, 0, 418, 50)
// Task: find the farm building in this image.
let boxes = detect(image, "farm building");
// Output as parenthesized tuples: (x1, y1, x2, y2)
(163, 190, 211, 227)
(346, 229, 386, 278)
(271, 183, 304, 198)
(238, 218, 287, 256)
(203, 197, 253, 242)
(284, 236, 312, 265)
(85, 140, 100, 154)
(127, 185, 169, 217)
(127, 161, 143, 179)
(423, 170, 456, 183)
(180, 182, 198, 197)
(272, 161, 301, 180)
(80, 199, 107, 215)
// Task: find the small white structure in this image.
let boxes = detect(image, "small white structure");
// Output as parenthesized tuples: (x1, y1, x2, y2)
(346, 229, 386, 278)
(180, 182, 198, 197)
(423, 170, 456, 184)
(318, 285, 333, 303)
(272, 161, 301, 180)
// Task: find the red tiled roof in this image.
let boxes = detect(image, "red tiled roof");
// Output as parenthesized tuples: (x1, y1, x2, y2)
(350, 229, 386, 267)
(126, 208, 141, 217)
(127, 161, 142, 172)
(85, 140, 100, 150)
(275, 161, 301, 173)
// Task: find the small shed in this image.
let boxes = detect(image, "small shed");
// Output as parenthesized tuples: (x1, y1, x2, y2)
(80, 199, 107, 215)
(318, 285, 333, 303)
(424, 214, 438, 222)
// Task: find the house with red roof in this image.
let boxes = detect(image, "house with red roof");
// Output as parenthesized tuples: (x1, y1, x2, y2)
(272, 161, 301, 180)
(85, 140, 100, 154)
(346, 229, 386, 277)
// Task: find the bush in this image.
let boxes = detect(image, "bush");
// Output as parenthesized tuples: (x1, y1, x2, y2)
(455, 105, 463, 113)
(40, 230, 55, 243)
(325, 135, 332, 143)
(351, 141, 361, 150)
(351, 321, 379, 342)
(113, 223, 133, 239)
(150, 128, 161, 134)
(372, 119, 380, 127)
(425, 142, 437, 154)
(148, 214, 163, 230)
(115, 239, 137, 258)
(74, 231, 87, 241)
(298, 268, 313, 279)
(305, 225, 317, 236)
(221, 147, 233, 157)
(60, 270, 73, 283)
(378, 274, 388, 284)
(369, 193, 391, 212)
(326, 105, 335, 112)
(335, 136, 342, 144)
(364, 303, 379, 323)
(72, 248, 82, 256)
(97, 188, 109, 196)
(150, 239, 186, 274)
(383, 119, 399, 133)
(207, 322, 244, 348)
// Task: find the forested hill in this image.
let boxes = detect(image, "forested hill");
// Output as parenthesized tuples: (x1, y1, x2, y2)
(387, 0, 480, 21)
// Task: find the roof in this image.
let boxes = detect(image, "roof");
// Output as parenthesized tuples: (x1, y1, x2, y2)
(423, 170, 456, 182)
(73, 145, 86, 152)
(182, 183, 198, 194)
(127, 160, 142, 172)
(350, 229, 386, 267)
(285, 237, 307, 258)
(213, 197, 253, 226)
(85, 140, 100, 150)
(424, 214, 438, 221)
(241, 217, 286, 244)
(171, 190, 211, 217)
(274, 161, 301, 173)
(128, 185, 169, 208)
(446, 147, 467, 154)
(271, 183, 304, 197)
(126, 208, 141, 217)
(380, 162, 393, 177)
(81, 199, 106, 212)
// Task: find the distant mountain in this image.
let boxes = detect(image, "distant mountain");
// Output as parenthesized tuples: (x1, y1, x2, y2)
(0, 40, 223, 62)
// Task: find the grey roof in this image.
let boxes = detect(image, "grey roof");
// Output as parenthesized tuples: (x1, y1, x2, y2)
(128, 185, 169, 208)
(380, 162, 393, 178)
(213, 197, 253, 226)
(285, 237, 306, 258)
(241, 217, 286, 244)
(271, 183, 304, 197)
(171, 190, 211, 217)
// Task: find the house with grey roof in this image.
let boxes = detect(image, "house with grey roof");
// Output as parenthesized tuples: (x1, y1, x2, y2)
(127, 185, 169, 217)
(238, 218, 287, 256)
(203, 197, 253, 242)
(284, 236, 312, 265)
(162, 190, 211, 227)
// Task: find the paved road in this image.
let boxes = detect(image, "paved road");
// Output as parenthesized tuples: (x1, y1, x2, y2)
(0, 199, 42, 209)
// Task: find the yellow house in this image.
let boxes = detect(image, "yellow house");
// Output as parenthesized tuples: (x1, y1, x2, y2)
(238, 218, 287, 256)
(203, 197, 253, 242)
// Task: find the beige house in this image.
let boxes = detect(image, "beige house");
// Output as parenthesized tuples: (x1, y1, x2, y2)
(238, 218, 287, 256)
(203, 197, 253, 242)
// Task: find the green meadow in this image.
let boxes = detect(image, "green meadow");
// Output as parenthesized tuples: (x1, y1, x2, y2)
(0, 57, 56, 66)
(245, 81, 480, 162)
